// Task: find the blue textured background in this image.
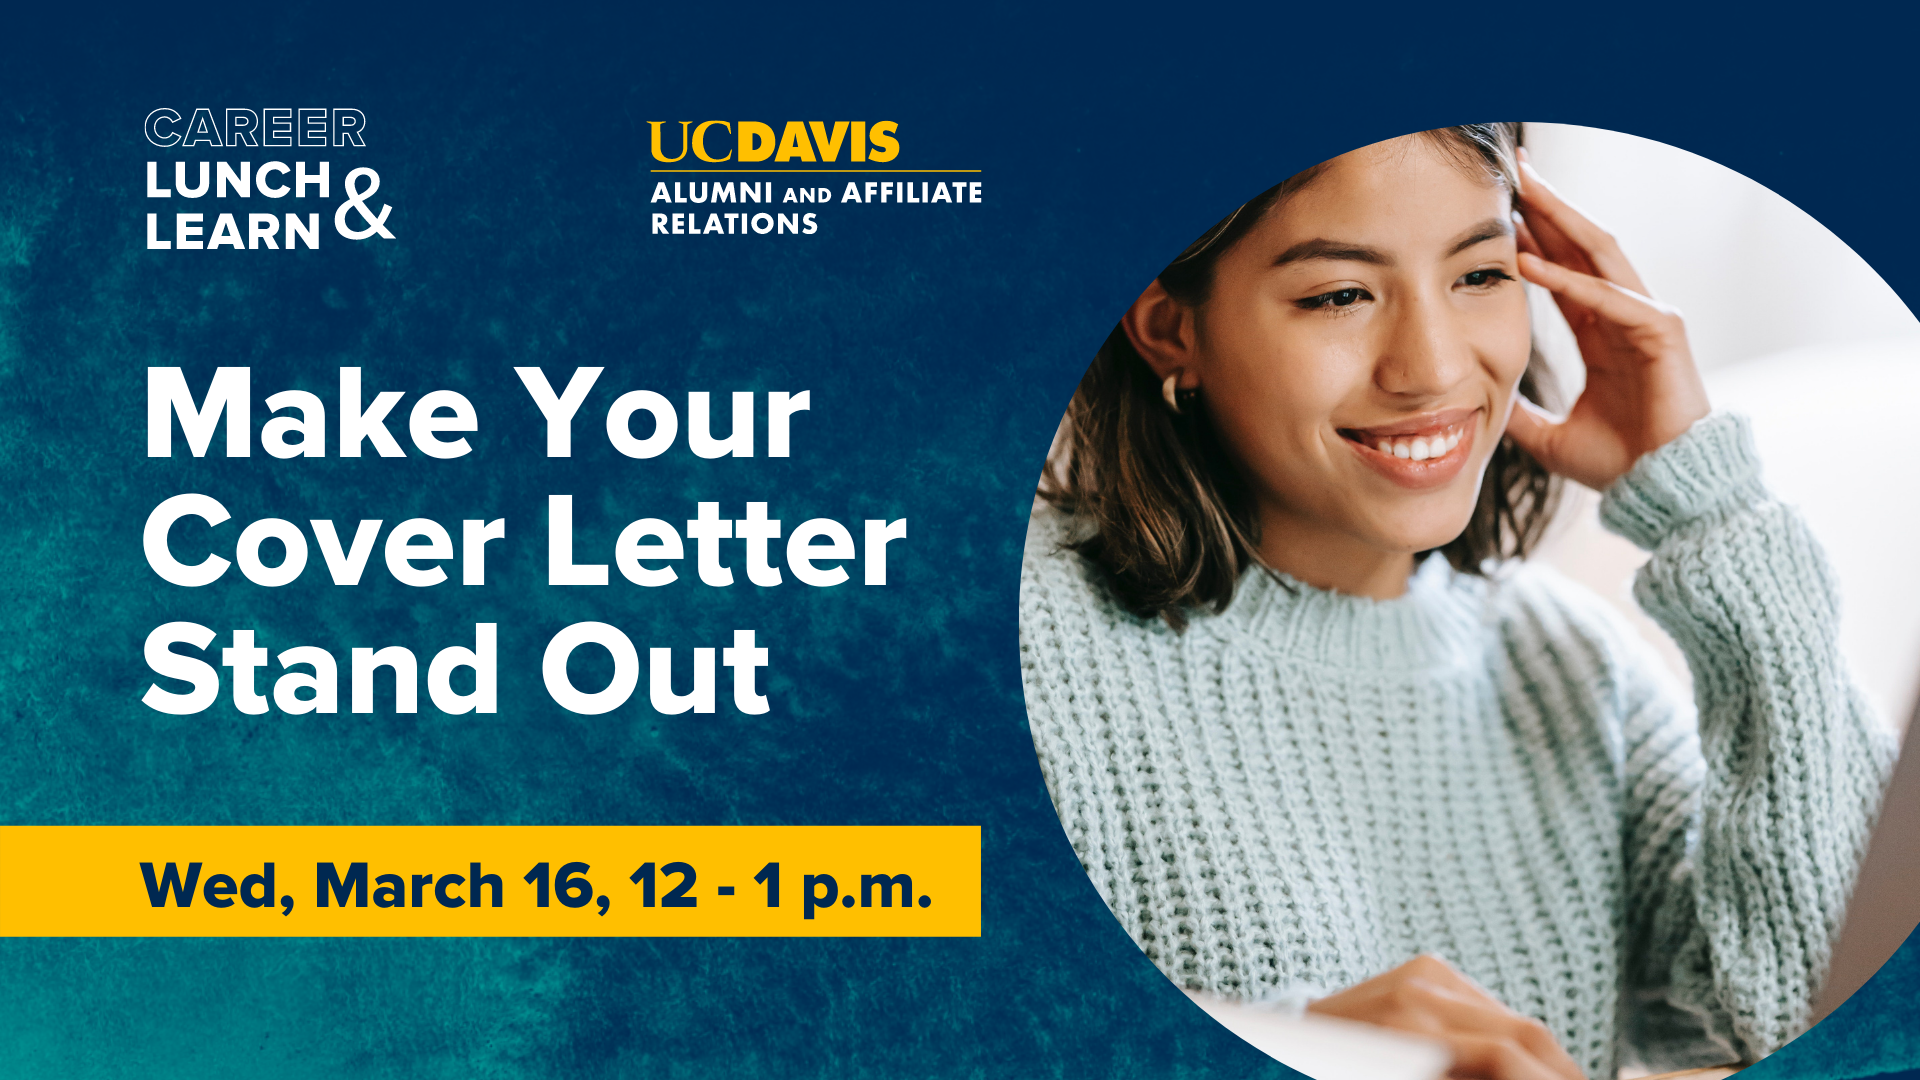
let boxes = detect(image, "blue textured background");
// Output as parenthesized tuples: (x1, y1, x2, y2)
(0, 8, 1913, 1078)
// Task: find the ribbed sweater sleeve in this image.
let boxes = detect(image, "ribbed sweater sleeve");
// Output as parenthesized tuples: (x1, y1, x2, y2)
(1599, 412, 1895, 1068)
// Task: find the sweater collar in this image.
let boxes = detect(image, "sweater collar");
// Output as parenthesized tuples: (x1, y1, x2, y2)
(1215, 554, 1489, 671)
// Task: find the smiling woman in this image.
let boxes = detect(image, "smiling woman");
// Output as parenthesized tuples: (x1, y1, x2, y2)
(1050, 128, 1564, 615)
(1019, 124, 1895, 1080)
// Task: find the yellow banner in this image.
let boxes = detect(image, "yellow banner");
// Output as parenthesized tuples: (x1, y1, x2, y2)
(0, 825, 979, 937)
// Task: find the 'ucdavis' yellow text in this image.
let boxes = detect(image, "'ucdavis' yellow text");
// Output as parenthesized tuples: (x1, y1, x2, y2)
(649, 121, 899, 163)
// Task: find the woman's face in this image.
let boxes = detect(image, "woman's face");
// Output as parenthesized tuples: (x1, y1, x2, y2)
(1193, 136, 1532, 565)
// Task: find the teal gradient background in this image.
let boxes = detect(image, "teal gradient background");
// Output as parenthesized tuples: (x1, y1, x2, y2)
(0, 8, 1914, 1078)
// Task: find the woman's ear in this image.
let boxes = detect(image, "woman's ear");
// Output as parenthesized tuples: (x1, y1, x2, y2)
(1121, 280, 1198, 384)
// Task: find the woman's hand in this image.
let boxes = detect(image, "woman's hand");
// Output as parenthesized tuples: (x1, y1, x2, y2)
(1504, 152, 1711, 491)
(1306, 954, 1585, 1080)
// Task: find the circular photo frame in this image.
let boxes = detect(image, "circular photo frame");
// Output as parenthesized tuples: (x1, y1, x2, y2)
(1019, 122, 1920, 1080)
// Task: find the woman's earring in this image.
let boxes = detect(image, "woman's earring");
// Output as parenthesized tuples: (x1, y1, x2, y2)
(1162, 373, 1200, 415)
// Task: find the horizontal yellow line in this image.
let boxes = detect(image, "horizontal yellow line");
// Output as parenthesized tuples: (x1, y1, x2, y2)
(650, 169, 982, 174)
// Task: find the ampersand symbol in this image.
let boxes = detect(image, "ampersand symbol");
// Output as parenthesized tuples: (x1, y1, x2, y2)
(334, 167, 395, 240)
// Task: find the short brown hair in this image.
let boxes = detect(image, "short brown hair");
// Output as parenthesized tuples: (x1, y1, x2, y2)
(1040, 124, 1561, 629)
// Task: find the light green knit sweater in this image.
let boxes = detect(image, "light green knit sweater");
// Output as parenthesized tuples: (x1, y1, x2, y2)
(1019, 413, 1894, 1079)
